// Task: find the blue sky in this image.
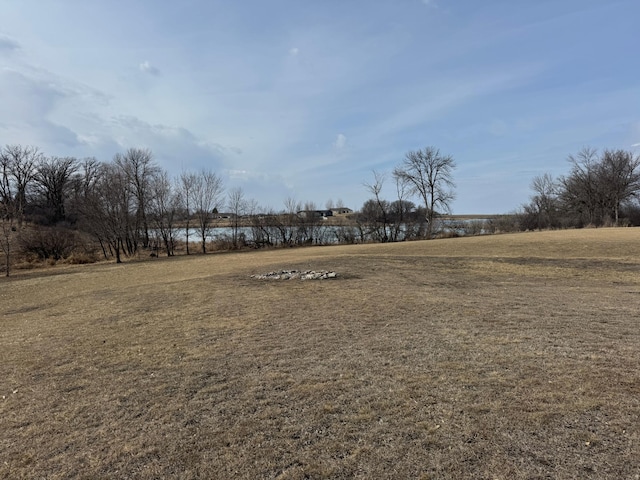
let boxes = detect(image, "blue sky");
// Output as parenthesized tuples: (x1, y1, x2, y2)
(0, 0, 638, 213)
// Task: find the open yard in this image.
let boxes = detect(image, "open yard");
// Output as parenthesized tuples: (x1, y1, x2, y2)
(1, 228, 640, 479)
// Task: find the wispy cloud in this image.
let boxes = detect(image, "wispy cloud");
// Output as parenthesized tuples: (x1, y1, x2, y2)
(289, 47, 299, 56)
(139, 60, 160, 76)
(0, 34, 20, 52)
(333, 133, 347, 150)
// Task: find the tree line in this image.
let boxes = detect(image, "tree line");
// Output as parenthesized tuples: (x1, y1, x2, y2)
(0, 146, 225, 272)
(522, 147, 640, 230)
(0, 143, 460, 274)
(2, 142, 638, 276)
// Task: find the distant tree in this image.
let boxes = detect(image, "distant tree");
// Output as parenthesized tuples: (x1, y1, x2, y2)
(390, 173, 419, 240)
(300, 200, 325, 244)
(114, 148, 159, 248)
(597, 149, 640, 225)
(149, 170, 179, 256)
(33, 156, 78, 224)
(0, 145, 41, 226)
(178, 171, 197, 255)
(227, 187, 247, 248)
(81, 162, 134, 263)
(275, 197, 301, 245)
(558, 147, 640, 226)
(245, 198, 270, 247)
(526, 173, 560, 230)
(0, 200, 16, 276)
(559, 147, 601, 225)
(0, 151, 12, 208)
(363, 170, 390, 242)
(0, 154, 12, 274)
(192, 170, 224, 253)
(393, 146, 456, 239)
(68, 157, 101, 227)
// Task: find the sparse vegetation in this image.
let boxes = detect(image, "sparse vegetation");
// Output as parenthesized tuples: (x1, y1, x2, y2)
(1, 228, 639, 478)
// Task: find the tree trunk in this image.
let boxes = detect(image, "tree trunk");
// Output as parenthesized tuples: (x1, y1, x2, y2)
(185, 221, 190, 255)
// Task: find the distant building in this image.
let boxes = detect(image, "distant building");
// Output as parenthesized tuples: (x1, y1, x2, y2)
(331, 208, 353, 215)
(298, 209, 333, 219)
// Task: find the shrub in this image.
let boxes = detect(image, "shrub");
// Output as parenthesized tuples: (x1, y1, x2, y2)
(19, 226, 78, 260)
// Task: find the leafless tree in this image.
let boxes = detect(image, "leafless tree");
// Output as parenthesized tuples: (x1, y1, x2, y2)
(149, 170, 179, 256)
(34, 156, 78, 224)
(275, 197, 301, 245)
(363, 170, 390, 242)
(393, 146, 456, 239)
(114, 148, 159, 249)
(178, 171, 197, 255)
(0, 145, 42, 226)
(558, 148, 640, 226)
(79, 162, 136, 263)
(390, 174, 419, 240)
(528, 173, 560, 229)
(598, 149, 640, 225)
(300, 200, 325, 244)
(227, 187, 247, 248)
(560, 147, 601, 225)
(192, 170, 224, 253)
(0, 200, 16, 276)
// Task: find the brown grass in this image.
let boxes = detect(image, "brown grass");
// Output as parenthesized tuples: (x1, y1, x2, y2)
(1, 228, 640, 479)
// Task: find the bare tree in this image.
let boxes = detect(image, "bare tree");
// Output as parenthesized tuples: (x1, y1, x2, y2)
(178, 171, 197, 255)
(598, 149, 640, 225)
(276, 197, 301, 245)
(528, 173, 559, 229)
(80, 162, 134, 263)
(0, 151, 12, 207)
(114, 148, 159, 249)
(390, 173, 418, 240)
(0, 145, 42, 226)
(393, 147, 456, 239)
(149, 170, 179, 256)
(0, 200, 16, 276)
(300, 200, 324, 244)
(363, 170, 390, 242)
(560, 147, 601, 225)
(192, 170, 224, 253)
(227, 187, 247, 248)
(34, 156, 78, 224)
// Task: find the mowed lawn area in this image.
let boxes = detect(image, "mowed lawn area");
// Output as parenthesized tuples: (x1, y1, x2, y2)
(1, 228, 639, 479)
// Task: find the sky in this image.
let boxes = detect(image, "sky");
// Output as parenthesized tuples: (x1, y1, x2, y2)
(0, 0, 638, 214)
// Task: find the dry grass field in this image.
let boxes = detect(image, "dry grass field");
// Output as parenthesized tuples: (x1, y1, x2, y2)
(2, 228, 640, 479)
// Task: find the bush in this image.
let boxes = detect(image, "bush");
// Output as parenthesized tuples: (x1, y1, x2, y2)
(19, 226, 79, 260)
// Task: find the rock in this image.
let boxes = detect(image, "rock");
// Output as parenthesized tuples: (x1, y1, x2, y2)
(252, 269, 338, 281)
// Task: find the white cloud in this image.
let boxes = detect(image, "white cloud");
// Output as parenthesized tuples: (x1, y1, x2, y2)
(333, 133, 347, 150)
(631, 143, 640, 148)
(289, 47, 299, 56)
(139, 60, 160, 76)
(421, 0, 438, 8)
